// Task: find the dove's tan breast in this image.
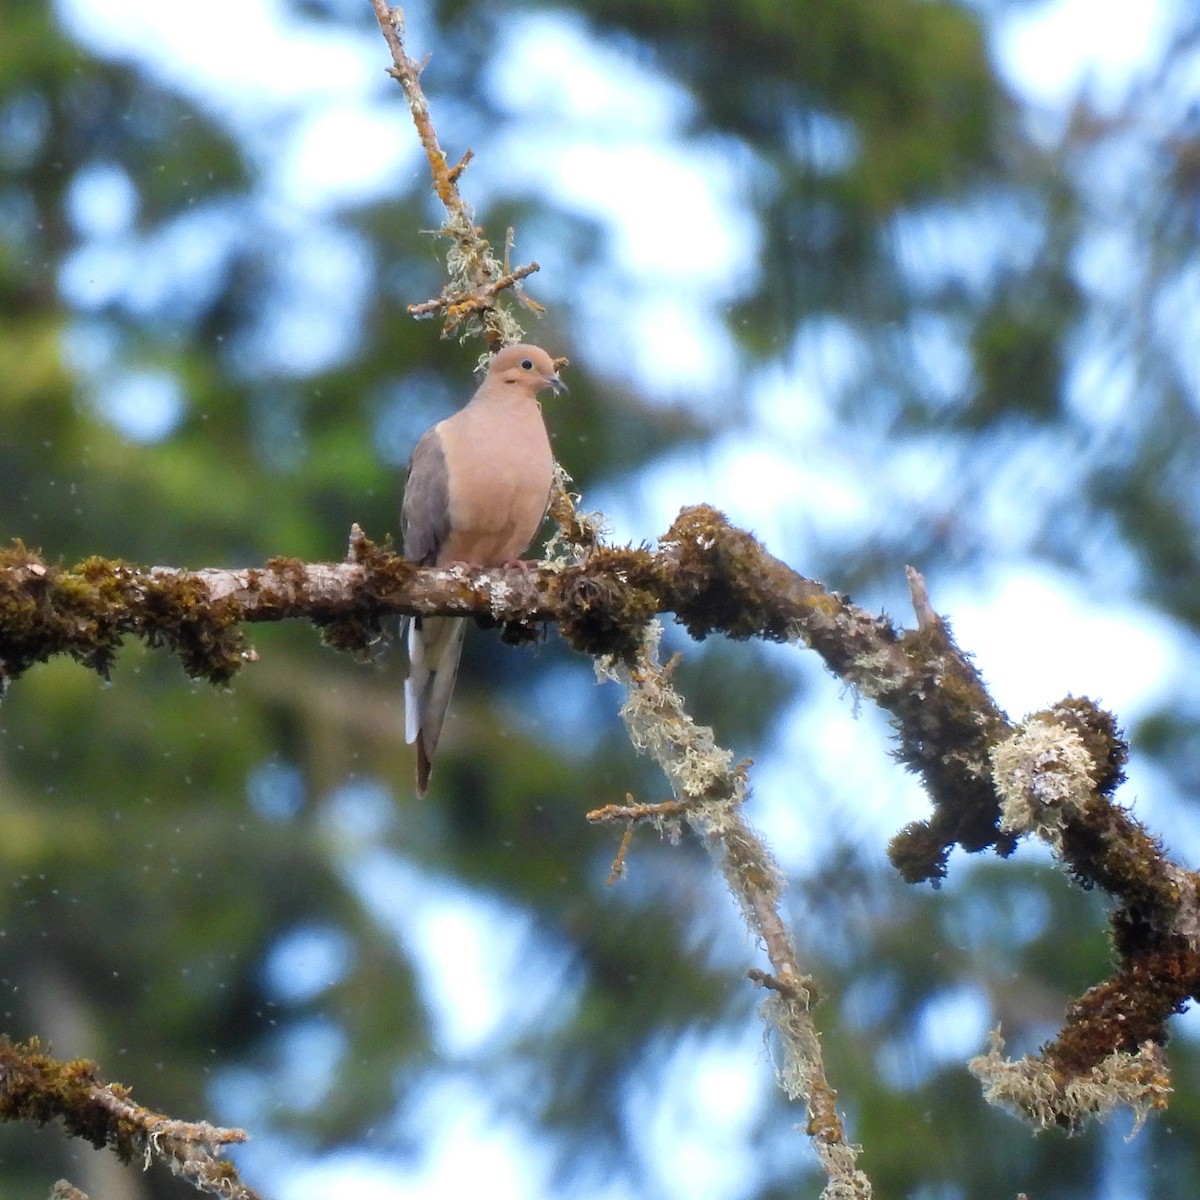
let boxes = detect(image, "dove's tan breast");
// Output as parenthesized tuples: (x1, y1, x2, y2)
(436, 393, 554, 566)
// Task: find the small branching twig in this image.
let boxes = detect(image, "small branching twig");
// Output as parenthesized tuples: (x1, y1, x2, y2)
(588, 794, 689, 882)
(586, 795, 691, 825)
(407, 261, 543, 332)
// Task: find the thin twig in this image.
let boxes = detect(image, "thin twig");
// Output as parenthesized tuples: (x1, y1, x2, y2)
(606, 827, 634, 885)
(586, 797, 691, 824)
(369, 1, 541, 347)
(407, 261, 543, 334)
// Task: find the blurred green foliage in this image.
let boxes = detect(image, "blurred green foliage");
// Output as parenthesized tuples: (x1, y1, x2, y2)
(1, 0, 1199, 1197)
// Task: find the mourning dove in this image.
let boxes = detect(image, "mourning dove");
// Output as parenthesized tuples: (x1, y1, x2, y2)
(401, 344, 567, 796)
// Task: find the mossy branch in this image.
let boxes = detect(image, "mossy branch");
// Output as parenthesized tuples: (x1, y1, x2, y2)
(0, 507, 904, 689)
(0, 1038, 257, 1199)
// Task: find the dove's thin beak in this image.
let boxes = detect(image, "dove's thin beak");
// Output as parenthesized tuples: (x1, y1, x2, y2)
(549, 373, 568, 396)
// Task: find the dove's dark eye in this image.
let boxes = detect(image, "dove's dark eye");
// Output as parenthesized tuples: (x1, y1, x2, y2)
(520, 358, 534, 370)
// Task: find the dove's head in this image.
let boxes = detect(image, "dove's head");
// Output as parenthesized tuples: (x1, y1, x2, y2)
(488, 344, 568, 397)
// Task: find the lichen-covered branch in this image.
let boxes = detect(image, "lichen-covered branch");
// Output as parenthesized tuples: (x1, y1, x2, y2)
(50, 1181, 90, 1200)
(594, 623, 871, 1200)
(969, 1030, 1172, 1134)
(0, 508, 907, 690)
(979, 700, 1200, 1127)
(0, 1038, 258, 1199)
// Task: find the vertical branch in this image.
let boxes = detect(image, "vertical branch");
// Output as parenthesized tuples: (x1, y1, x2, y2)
(369, 1, 457, 208)
(369, 2, 544, 346)
(544, 463, 606, 561)
(595, 623, 872, 1200)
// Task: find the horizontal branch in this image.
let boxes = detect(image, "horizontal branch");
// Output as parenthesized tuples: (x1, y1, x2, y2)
(0, 507, 917, 685)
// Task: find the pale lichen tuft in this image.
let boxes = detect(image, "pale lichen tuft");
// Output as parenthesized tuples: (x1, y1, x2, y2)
(991, 716, 1097, 852)
(969, 1028, 1171, 1135)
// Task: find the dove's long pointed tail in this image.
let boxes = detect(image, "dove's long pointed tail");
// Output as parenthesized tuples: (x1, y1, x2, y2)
(404, 615, 466, 797)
